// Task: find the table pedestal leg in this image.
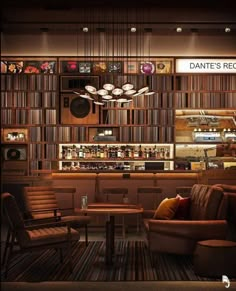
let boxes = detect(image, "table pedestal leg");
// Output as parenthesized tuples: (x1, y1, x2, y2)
(106, 215, 115, 265)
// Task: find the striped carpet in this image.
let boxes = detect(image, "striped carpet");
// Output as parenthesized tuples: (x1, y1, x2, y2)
(1, 241, 221, 282)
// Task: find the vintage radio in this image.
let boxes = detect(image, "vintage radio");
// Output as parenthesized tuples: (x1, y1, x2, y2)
(60, 93, 99, 124)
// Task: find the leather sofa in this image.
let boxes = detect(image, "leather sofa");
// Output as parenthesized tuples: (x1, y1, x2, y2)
(144, 184, 229, 255)
(213, 184, 236, 241)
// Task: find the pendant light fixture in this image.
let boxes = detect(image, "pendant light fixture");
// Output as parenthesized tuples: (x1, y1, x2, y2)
(73, 9, 155, 105)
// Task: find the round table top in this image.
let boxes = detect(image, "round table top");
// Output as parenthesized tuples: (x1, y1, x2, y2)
(77, 207, 143, 215)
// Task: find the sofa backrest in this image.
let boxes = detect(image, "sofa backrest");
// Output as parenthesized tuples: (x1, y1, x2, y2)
(213, 184, 236, 225)
(189, 184, 225, 220)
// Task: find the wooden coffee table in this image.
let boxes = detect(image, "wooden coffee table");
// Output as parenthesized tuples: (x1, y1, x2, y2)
(79, 206, 143, 265)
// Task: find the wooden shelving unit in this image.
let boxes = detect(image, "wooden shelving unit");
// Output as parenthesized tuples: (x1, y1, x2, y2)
(1, 57, 236, 176)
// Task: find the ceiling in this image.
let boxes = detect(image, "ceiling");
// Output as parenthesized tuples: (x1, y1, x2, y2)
(1, 0, 236, 34)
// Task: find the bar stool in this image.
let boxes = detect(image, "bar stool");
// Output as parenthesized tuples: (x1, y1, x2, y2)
(136, 187, 162, 231)
(102, 187, 129, 238)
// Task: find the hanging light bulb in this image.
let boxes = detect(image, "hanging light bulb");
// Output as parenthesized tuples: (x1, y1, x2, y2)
(138, 86, 149, 94)
(103, 83, 115, 91)
(122, 82, 134, 91)
(94, 100, 105, 105)
(116, 95, 129, 103)
(73, 91, 94, 100)
(97, 89, 108, 96)
(102, 95, 113, 100)
(85, 85, 97, 94)
(112, 88, 124, 95)
(124, 89, 137, 95)
(144, 90, 155, 96)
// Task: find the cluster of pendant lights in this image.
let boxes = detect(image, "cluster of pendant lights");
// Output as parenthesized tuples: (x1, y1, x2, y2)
(74, 83, 155, 105)
(73, 24, 155, 105)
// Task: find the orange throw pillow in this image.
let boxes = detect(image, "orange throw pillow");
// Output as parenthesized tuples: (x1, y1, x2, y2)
(153, 197, 180, 220)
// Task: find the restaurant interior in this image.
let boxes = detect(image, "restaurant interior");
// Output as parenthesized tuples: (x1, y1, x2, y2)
(1, 0, 236, 290)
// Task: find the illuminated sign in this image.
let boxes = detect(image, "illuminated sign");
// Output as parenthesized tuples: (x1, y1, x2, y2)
(176, 59, 236, 73)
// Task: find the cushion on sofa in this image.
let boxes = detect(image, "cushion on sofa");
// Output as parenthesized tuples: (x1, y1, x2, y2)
(174, 194, 191, 220)
(153, 197, 180, 220)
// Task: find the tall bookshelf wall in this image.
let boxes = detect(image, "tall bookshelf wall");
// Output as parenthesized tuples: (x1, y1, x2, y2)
(1, 57, 236, 175)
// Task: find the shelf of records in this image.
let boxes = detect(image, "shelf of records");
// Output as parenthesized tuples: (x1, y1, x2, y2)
(175, 92, 236, 109)
(102, 93, 174, 109)
(1, 74, 57, 91)
(1, 92, 57, 108)
(102, 109, 174, 126)
(1, 109, 57, 125)
(175, 75, 236, 91)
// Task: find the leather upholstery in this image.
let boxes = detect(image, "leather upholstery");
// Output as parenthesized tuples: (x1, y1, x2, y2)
(190, 184, 225, 220)
(144, 184, 229, 255)
(1, 192, 80, 276)
(23, 186, 91, 226)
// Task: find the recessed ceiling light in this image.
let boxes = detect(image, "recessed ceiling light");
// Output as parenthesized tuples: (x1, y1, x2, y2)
(176, 27, 182, 33)
(82, 27, 89, 32)
(225, 27, 231, 33)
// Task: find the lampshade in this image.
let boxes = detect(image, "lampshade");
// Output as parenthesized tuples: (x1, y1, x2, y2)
(122, 82, 134, 91)
(103, 83, 115, 91)
(112, 88, 124, 95)
(85, 85, 97, 94)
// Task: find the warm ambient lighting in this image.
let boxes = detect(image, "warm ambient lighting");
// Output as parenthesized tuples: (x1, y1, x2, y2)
(225, 27, 231, 33)
(176, 27, 182, 32)
(74, 82, 155, 105)
(82, 27, 89, 32)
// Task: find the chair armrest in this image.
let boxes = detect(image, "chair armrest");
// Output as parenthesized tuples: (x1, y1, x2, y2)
(25, 219, 72, 230)
(25, 208, 61, 220)
(147, 219, 228, 239)
(28, 208, 60, 214)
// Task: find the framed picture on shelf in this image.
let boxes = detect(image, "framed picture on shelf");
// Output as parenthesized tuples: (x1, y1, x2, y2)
(61, 61, 79, 73)
(124, 61, 138, 74)
(7, 61, 24, 73)
(108, 62, 122, 73)
(92, 62, 107, 73)
(2, 128, 28, 143)
(156, 58, 173, 73)
(140, 61, 155, 74)
(1, 61, 7, 73)
(39, 61, 56, 73)
(79, 62, 92, 73)
(24, 61, 40, 73)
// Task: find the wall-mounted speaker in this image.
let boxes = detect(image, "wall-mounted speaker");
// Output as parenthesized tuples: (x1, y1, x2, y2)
(60, 94, 99, 124)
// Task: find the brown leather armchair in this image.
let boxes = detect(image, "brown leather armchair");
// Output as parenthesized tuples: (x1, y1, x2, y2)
(144, 184, 229, 255)
(23, 186, 91, 245)
(1, 193, 80, 277)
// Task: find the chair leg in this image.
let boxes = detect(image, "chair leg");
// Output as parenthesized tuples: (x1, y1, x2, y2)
(2, 228, 11, 266)
(59, 248, 63, 263)
(85, 225, 88, 246)
(68, 242, 72, 273)
(4, 234, 15, 278)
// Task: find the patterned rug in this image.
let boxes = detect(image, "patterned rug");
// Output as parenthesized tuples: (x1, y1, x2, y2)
(1, 241, 222, 282)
